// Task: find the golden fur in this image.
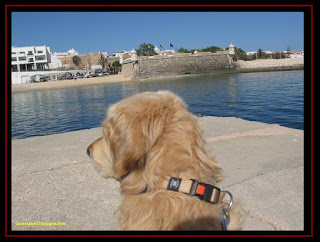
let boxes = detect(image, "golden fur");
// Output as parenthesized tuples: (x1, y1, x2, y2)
(87, 91, 246, 230)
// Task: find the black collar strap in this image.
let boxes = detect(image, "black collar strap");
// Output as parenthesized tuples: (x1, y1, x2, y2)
(163, 177, 228, 204)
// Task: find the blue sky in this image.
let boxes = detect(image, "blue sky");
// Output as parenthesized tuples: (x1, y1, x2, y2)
(12, 12, 304, 55)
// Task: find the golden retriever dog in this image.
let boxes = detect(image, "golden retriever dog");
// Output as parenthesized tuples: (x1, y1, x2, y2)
(87, 91, 246, 230)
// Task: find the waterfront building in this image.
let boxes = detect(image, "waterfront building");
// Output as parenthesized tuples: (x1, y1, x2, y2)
(48, 48, 80, 69)
(113, 50, 129, 58)
(58, 51, 117, 70)
(246, 51, 257, 56)
(11, 45, 51, 72)
(48, 55, 63, 69)
(51, 48, 79, 58)
(289, 51, 304, 59)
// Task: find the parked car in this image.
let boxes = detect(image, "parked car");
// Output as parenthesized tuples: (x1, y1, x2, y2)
(43, 75, 51, 82)
(30, 74, 50, 83)
(94, 70, 110, 77)
(95, 70, 104, 77)
(57, 72, 74, 80)
(90, 72, 98, 77)
(74, 72, 84, 78)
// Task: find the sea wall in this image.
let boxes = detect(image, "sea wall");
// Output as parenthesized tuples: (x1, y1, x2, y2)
(123, 52, 235, 80)
(121, 54, 304, 81)
(235, 58, 304, 73)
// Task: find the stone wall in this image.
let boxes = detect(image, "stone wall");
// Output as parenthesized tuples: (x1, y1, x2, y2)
(122, 53, 235, 80)
(121, 54, 304, 81)
(58, 52, 119, 69)
(235, 58, 304, 72)
(59, 52, 101, 69)
(121, 60, 135, 78)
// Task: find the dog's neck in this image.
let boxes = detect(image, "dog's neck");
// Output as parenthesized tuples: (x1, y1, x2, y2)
(118, 117, 223, 196)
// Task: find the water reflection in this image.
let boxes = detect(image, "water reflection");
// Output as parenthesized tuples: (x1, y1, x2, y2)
(12, 71, 304, 139)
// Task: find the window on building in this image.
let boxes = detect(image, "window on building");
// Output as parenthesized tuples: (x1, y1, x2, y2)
(19, 51, 25, 54)
(29, 58, 34, 62)
(12, 65, 18, 72)
(12, 52, 16, 54)
(12, 57, 17, 61)
(35, 55, 46, 61)
(27, 51, 33, 55)
(18, 57, 26, 61)
(37, 50, 43, 53)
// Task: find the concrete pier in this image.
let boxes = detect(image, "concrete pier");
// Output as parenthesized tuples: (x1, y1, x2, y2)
(11, 116, 303, 231)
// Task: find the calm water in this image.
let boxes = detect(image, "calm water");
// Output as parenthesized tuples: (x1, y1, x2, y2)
(12, 71, 304, 139)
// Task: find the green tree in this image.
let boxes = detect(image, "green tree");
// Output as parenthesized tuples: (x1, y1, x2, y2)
(136, 43, 156, 56)
(225, 47, 248, 61)
(272, 52, 280, 59)
(199, 46, 222, 53)
(257, 49, 264, 59)
(177, 47, 190, 53)
(112, 60, 121, 72)
(72, 55, 82, 67)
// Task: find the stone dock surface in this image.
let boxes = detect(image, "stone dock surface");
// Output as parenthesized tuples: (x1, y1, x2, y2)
(11, 116, 304, 231)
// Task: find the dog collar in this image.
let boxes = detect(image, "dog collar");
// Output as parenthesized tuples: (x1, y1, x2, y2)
(162, 177, 233, 230)
(162, 177, 231, 205)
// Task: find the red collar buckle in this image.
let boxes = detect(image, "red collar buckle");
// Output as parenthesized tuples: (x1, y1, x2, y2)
(189, 179, 221, 204)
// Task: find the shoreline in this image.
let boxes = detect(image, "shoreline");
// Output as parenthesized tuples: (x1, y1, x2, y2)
(11, 74, 133, 94)
(136, 58, 304, 81)
(11, 58, 303, 94)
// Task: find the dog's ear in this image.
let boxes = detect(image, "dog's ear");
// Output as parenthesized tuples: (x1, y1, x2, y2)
(106, 110, 167, 179)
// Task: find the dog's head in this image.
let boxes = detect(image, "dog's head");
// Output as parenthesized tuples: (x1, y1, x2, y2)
(87, 91, 187, 176)
(87, 91, 222, 194)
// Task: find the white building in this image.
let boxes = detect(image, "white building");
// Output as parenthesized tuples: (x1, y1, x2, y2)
(11, 45, 51, 72)
(246, 51, 257, 56)
(289, 51, 304, 59)
(155, 46, 175, 55)
(158, 49, 175, 55)
(48, 56, 63, 69)
(51, 48, 79, 58)
(66, 48, 78, 56)
(112, 50, 128, 58)
(48, 48, 80, 69)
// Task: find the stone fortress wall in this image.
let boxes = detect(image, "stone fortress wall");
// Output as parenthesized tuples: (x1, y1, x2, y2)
(122, 51, 236, 80)
(121, 50, 304, 81)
